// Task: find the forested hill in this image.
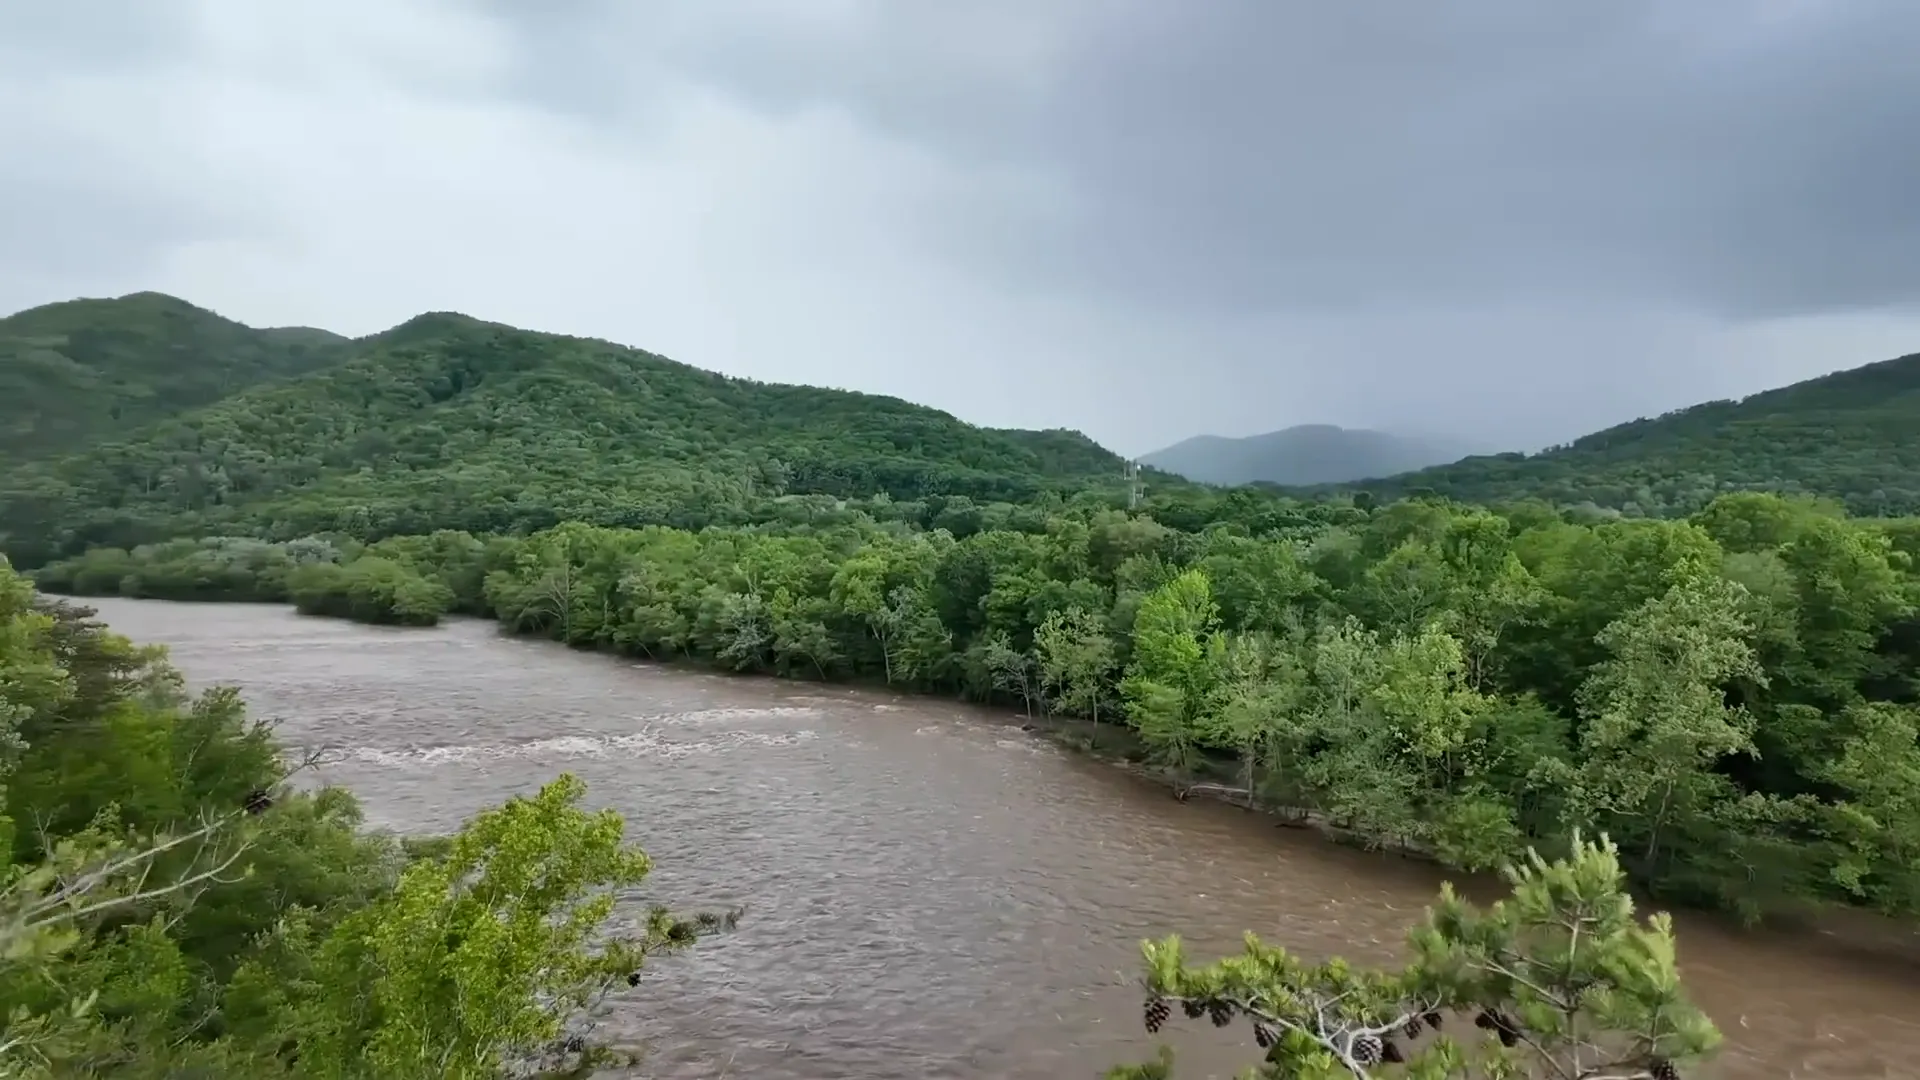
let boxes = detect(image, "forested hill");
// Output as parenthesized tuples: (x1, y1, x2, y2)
(1303, 350, 1920, 516)
(0, 292, 347, 463)
(1141, 424, 1478, 486)
(0, 302, 1127, 565)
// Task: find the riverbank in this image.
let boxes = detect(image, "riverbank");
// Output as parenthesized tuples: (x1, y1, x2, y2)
(1026, 716, 1920, 982)
(29, 582, 1461, 863)
(1004, 710, 1920, 971)
(29, 583, 1448, 859)
(30, 496, 1920, 943)
(41, 586, 1920, 968)
(1000, 709, 1439, 854)
(79, 591, 1920, 1080)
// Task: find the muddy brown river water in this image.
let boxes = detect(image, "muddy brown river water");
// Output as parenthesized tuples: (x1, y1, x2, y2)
(81, 598, 1920, 1078)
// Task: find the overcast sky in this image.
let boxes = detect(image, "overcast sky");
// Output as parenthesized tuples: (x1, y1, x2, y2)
(6, 1, 1920, 455)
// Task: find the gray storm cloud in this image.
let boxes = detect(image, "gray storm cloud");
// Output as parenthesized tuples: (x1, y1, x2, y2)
(537, 0, 1920, 319)
(4, 1, 1920, 454)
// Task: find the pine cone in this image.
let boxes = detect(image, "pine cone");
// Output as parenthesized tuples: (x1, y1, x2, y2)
(1650, 1059, 1679, 1080)
(1476, 1009, 1522, 1047)
(1207, 999, 1234, 1028)
(1352, 1033, 1384, 1066)
(1143, 997, 1171, 1034)
(1253, 1021, 1278, 1049)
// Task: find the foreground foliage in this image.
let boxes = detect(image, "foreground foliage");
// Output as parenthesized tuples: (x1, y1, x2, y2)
(1112, 834, 1718, 1079)
(35, 490, 1920, 926)
(0, 557, 720, 1076)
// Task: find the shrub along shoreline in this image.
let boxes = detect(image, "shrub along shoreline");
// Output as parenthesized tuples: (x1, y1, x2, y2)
(28, 491, 1920, 933)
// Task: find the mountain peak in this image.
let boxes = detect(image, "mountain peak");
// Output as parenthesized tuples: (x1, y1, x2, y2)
(3, 291, 219, 327)
(0, 292, 348, 463)
(1141, 424, 1480, 487)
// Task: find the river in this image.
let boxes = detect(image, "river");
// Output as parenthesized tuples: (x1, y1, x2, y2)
(77, 598, 1920, 1078)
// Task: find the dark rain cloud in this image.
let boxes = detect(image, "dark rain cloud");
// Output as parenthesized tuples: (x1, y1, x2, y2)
(5, 1, 1920, 454)
(498, 0, 1920, 320)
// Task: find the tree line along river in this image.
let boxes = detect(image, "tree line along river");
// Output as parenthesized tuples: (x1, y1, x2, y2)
(84, 597, 1920, 1079)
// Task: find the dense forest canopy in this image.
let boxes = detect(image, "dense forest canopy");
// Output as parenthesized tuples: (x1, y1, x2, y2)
(0, 555, 1719, 1078)
(0, 292, 346, 465)
(1297, 350, 1920, 517)
(1142, 425, 1481, 487)
(37, 490, 1920, 934)
(0, 295, 1129, 567)
(7, 293, 1920, 571)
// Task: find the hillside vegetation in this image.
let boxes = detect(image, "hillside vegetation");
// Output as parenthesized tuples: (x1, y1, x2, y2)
(1316, 351, 1920, 516)
(0, 301, 1127, 566)
(1142, 424, 1478, 487)
(0, 292, 346, 464)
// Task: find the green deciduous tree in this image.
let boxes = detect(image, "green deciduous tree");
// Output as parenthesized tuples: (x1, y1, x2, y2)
(1035, 606, 1117, 727)
(276, 774, 736, 1079)
(1568, 564, 1763, 873)
(1123, 569, 1220, 772)
(1205, 629, 1309, 805)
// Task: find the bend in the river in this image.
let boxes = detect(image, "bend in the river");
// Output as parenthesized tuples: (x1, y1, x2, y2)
(85, 598, 1920, 1079)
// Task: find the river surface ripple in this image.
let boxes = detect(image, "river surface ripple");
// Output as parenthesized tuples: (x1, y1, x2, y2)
(80, 599, 1920, 1079)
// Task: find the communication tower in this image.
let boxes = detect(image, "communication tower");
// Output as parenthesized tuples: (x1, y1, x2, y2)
(1124, 460, 1145, 510)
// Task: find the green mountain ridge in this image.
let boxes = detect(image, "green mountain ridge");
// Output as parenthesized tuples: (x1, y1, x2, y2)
(1303, 350, 1920, 517)
(0, 291, 349, 464)
(7, 290, 1920, 572)
(1140, 424, 1482, 486)
(0, 294, 1127, 565)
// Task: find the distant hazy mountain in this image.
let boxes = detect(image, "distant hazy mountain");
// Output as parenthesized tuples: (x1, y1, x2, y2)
(1139, 424, 1483, 487)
